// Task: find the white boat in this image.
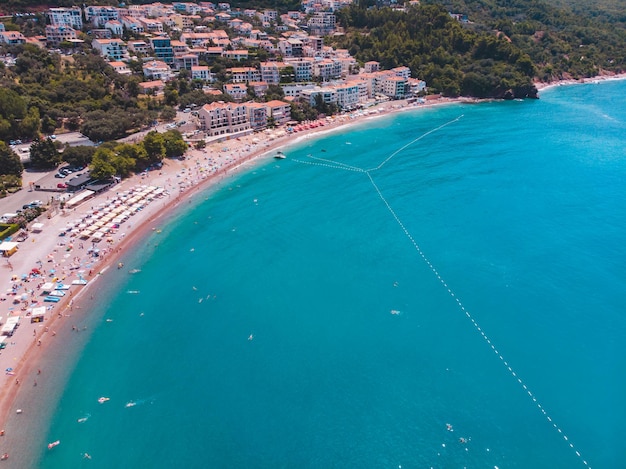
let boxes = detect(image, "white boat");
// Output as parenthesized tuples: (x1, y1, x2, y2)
(274, 151, 286, 159)
(47, 440, 60, 450)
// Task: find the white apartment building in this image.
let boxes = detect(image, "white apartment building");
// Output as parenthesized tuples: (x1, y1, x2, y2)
(307, 12, 336, 36)
(381, 75, 408, 99)
(191, 65, 213, 82)
(284, 58, 314, 82)
(222, 49, 249, 61)
(45, 25, 77, 45)
(364, 61, 380, 73)
(266, 100, 291, 125)
(328, 82, 360, 109)
(48, 7, 83, 29)
(260, 62, 287, 85)
(142, 60, 174, 81)
(92, 38, 128, 61)
(244, 102, 268, 130)
(85, 6, 120, 27)
(312, 59, 342, 81)
(224, 83, 248, 101)
(121, 17, 145, 34)
(301, 87, 337, 107)
(128, 40, 149, 55)
(392, 66, 411, 79)
(105, 20, 124, 37)
(174, 53, 199, 70)
(230, 67, 260, 83)
(139, 18, 164, 33)
(281, 83, 317, 99)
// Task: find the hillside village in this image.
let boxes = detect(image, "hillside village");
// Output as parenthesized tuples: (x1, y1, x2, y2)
(1, 2, 427, 138)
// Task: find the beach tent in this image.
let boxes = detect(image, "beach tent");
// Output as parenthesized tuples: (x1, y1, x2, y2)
(31, 306, 46, 323)
(1, 322, 16, 336)
(0, 242, 19, 257)
(66, 190, 95, 209)
(41, 282, 55, 293)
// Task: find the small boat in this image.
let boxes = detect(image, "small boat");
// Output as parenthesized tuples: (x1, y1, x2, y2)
(273, 151, 286, 159)
(97, 397, 110, 404)
(47, 440, 60, 450)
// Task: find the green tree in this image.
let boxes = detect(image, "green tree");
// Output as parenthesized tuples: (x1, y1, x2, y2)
(62, 145, 96, 168)
(29, 138, 61, 169)
(162, 130, 188, 158)
(90, 148, 116, 180)
(0, 142, 23, 177)
(142, 131, 166, 164)
(115, 142, 148, 171)
(160, 106, 177, 121)
(19, 107, 41, 139)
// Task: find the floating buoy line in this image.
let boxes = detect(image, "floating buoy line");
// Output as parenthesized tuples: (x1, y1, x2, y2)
(291, 114, 591, 468)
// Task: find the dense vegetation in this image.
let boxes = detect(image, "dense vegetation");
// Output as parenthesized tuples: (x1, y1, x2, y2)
(333, 4, 537, 98)
(0, 45, 150, 142)
(424, 0, 626, 82)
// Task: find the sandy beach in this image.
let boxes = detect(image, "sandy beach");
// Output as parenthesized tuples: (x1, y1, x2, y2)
(0, 96, 461, 461)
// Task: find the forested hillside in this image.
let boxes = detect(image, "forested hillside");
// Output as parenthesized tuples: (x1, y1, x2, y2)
(333, 4, 537, 98)
(424, 0, 626, 81)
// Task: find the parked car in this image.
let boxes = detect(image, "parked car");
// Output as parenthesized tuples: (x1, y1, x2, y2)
(15, 231, 29, 242)
(54, 173, 66, 178)
(57, 183, 67, 189)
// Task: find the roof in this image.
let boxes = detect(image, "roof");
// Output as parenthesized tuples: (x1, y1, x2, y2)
(66, 172, 93, 187)
(138, 80, 165, 88)
(266, 99, 289, 108)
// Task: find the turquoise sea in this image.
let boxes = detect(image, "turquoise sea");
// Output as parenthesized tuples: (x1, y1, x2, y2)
(17, 81, 626, 468)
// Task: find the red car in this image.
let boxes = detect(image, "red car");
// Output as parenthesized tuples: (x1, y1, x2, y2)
(57, 183, 67, 189)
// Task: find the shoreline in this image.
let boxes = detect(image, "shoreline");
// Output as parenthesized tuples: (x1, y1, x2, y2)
(534, 71, 626, 92)
(0, 73, 619, 461)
